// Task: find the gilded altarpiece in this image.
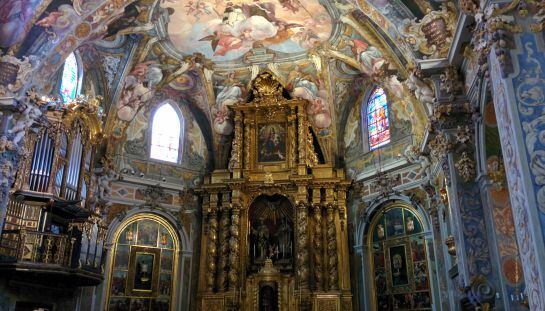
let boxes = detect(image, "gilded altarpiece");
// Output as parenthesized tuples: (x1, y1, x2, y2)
(197, 72, 352, 311)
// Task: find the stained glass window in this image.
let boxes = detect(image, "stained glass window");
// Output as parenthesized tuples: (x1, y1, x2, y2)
(59, 52, 80, 103)
(366, 86, 391, 150)
(150, 104, 182, 163)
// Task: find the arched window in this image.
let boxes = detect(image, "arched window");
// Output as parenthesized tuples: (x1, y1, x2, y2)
(365, 86, 390, 150)
(150, 104, 182, 163)
(59, 52, 81, 103)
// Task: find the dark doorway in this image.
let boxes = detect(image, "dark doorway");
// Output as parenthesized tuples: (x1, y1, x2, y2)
(259, 284, 279, 311)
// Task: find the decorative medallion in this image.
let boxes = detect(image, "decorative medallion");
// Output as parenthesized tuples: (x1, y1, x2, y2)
(75, 22, 91, 39)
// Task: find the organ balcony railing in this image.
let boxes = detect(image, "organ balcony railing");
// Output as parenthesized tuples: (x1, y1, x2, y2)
(0, 229, 75, 267)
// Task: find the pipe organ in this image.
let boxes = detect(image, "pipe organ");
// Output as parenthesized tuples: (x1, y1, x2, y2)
(0, 99, 107, 282)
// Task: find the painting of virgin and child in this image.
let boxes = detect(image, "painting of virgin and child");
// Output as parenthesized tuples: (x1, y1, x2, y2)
(258, 124, 286, 162)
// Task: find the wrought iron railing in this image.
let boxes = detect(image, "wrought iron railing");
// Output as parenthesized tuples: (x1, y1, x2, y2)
(0, 230, 76, 267)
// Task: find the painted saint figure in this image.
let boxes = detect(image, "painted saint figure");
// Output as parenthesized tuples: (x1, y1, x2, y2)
(259, 126, 285, 162)
(348, 39, 387, 77)
(213, 72, 244, 135)
(287, 67, 331, 129)
(0, 0, 40, 48)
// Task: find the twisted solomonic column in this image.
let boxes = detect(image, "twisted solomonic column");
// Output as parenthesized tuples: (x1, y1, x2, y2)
(296, 202, 309, 289)
(326, 204, 338, 290)
(217, 206, 230, 291)
(313, 204, 323, 291)
(228, 205, 240, 290)
(205, 211, 218, 292)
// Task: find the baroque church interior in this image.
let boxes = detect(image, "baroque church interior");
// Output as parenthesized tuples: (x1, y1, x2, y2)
(0, 0, 544, 309)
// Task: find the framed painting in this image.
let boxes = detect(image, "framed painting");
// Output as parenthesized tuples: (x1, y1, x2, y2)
(257, 123, 287, 163)
(127, 246, 161, 297)
(388, 244, 409, 287)
(137, 219, 159, 247)
(110, 270, 127, 296)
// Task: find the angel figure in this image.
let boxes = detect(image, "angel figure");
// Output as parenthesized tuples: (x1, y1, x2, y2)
(199, 30, 243, 56)
(347, 39, 387, 77)
(0, 136, 16, 154)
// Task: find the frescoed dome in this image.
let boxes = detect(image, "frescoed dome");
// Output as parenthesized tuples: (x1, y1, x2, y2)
(161, 0, 333, 62)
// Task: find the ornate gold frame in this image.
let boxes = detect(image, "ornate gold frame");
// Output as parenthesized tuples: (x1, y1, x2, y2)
(127, 246, 161, 296)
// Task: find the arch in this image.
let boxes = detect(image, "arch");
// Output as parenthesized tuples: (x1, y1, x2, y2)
(362, 86, 391, 151)
(361, 201, 436, 310)
(149, 103, 184, 163)
(59, 52, 82, 103)
(356, 196, 432, 241)
(103, 213, 184, 311)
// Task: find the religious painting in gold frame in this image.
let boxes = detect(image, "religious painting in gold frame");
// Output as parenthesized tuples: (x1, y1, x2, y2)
(105, 214, 179, 311)
(127, 246, 161, 296)
(368, 204, 432, 310)
(257, 123, 287, 163)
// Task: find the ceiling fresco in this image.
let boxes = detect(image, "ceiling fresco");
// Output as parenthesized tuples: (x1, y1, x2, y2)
(161, 0, 333, 61)
(0, 0, 454, 174)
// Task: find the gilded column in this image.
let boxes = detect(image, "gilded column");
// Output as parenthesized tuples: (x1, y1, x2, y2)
(326, 204, 338, 290)
(296, 202, 309, 288)
(297, 107, 306, 165)
(229, 110, 243, 174)
(205, 193, 219, 292)
(313, 204, 323, 291)
(244, 117, 251, 170)
(288, 106, 297, 167)
(228, 204, 240, 290)
(336, 185, 351, 292)
(217, 203, 230, 291)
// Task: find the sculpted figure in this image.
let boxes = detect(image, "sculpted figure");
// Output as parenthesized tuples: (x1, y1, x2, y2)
(9, 104, 42, 146)
(406, 71, 435, 114)
(0, 136, 16, 153)
(404, 145, 432, 179)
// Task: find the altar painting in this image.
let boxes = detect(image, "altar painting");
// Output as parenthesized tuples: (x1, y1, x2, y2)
(258, 123, 286, 163)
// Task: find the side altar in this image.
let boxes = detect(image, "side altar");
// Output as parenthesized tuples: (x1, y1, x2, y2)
(197, 72, 352, 311)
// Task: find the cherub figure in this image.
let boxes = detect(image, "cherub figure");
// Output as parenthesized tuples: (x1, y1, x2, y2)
(95, 158, 118, 206)
(403, 145, 431, 179)
(0, 162, 13, 187)
(8, 104, 42, 146)
(406, 70, 435, 114)
(0, 136, 16, 153)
